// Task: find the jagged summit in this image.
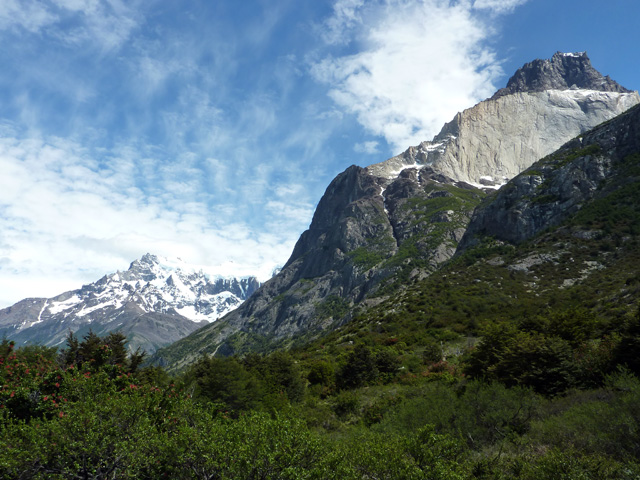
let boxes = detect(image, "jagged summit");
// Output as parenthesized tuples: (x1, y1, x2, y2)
(0, 254, 262, 353)
(492, 51, 632, 99)
(367, 52, 639, 185)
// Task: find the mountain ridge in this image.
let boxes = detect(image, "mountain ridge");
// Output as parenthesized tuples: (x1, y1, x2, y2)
(153, 52, 640, 369)
(492, 51, 633, 99)
(0, 253, 261, 353)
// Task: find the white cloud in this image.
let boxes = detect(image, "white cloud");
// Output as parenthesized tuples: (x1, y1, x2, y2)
(321, 0, 365, 45)
(312, 0, 527, 152)
(0, 133, 306, 307)
(0, 0, 58, 33)
(473, 0, 528, 14)
(0, 0, 140, 51)
(354, 141, 379, 154)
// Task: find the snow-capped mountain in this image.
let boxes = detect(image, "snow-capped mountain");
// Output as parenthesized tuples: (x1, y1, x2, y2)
(0, 253, 261, 353)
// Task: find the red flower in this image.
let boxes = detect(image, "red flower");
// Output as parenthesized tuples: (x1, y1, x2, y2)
(9, 392, 14, 398)
(59, 411, 64, 418)
(55, 383, 60, 388)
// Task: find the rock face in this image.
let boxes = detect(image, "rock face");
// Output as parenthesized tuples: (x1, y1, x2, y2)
(460, 103, 640, 247)
(492, 52, 633, 98)
(0, 254, 261, 353)
(155, 166, 484, 366)
(154, 52, 640, 366)
(367, 53, 639, 186)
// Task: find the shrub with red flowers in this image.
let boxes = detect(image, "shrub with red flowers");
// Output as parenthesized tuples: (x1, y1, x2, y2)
(0, 339, 59, 421)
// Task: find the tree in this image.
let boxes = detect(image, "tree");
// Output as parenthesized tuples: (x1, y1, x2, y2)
(336, 344, 379, 389)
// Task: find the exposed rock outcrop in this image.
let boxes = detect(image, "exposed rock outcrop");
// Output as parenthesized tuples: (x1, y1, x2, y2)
(492, 51, 632, 98)
(367, 53, 639, 186)
(460, 103, 640, 247)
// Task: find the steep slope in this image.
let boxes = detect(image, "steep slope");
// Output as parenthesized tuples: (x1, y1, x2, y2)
(156, 167, 484, 367)
(0, 254, 260, 353)
(349, 102, 640, 342)
(154, 53, 639, 368)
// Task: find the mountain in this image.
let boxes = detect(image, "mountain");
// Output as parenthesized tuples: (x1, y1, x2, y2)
(354, 101, 640, 343)
(0, 254, 261, 353)
(367, 52, 639, 186)
(154, 53, 640, 369)
(460, 103, 640, 247)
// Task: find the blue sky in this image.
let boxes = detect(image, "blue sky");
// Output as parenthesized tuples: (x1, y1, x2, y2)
(0, 0, 638, 307)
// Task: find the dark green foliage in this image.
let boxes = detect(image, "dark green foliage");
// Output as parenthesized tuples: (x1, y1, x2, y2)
(463, 314, 620, 395)
(527, 369, 640, 462)
(307, 359, 335, 386)
(422, 338, 444, 364)
(61, 330, 145, 375)
(375, 349, 402, 377)
(3, 330, 640, 477)
(347, 246, 386, 269)
(185, 351, 306, 413)
(373, 381, 540, 450)
(336, 344, 379, 389)
(245, 351, 305, 402)
(613, 307, 640, 375)
(190, 356, 266, 411)
(315, 295, 351, 320)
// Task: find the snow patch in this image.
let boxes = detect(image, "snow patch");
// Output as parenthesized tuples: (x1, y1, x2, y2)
(48, 295, 82, 315)
(387, 162, 427, 180)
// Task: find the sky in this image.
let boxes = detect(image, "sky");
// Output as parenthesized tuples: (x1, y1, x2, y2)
(0, 0, 639, 307)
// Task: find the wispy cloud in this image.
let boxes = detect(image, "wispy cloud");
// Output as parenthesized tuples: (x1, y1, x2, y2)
(473, 0, 528, 14)
(0, 0, 537, 307)
(0, 0, 58, 33)
(0, 0, 141, 51)
(0, 132, 307, 306)
(311, 0, 528, 152)
(354, 141, 379, 154)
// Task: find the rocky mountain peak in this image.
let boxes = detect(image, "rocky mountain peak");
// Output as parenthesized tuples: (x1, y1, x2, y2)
(367, 52, 639, 186)
(0, 254, 262, 353)
(130, 252, 158, 268)
(492, 51, 632, 99)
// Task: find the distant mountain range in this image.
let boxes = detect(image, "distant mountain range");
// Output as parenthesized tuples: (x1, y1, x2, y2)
(151, 52, 640, 370)
(0, 254, 260, 353)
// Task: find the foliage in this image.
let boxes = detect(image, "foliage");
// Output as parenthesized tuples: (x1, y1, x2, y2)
(3, 328, 640, 477)
(315, 295, 351, 320)
(184, 351, 305, 413)
(347, 246, 385, 270)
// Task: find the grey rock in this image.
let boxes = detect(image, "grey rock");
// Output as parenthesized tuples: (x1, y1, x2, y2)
(460, 102, 640, 247)
(492, 52, 632, 99)
(367, 53, 639, 186)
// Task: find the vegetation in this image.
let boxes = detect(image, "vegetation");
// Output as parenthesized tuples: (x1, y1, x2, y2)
(3, 131, 640, 478)
(3, 289, 640, 479)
